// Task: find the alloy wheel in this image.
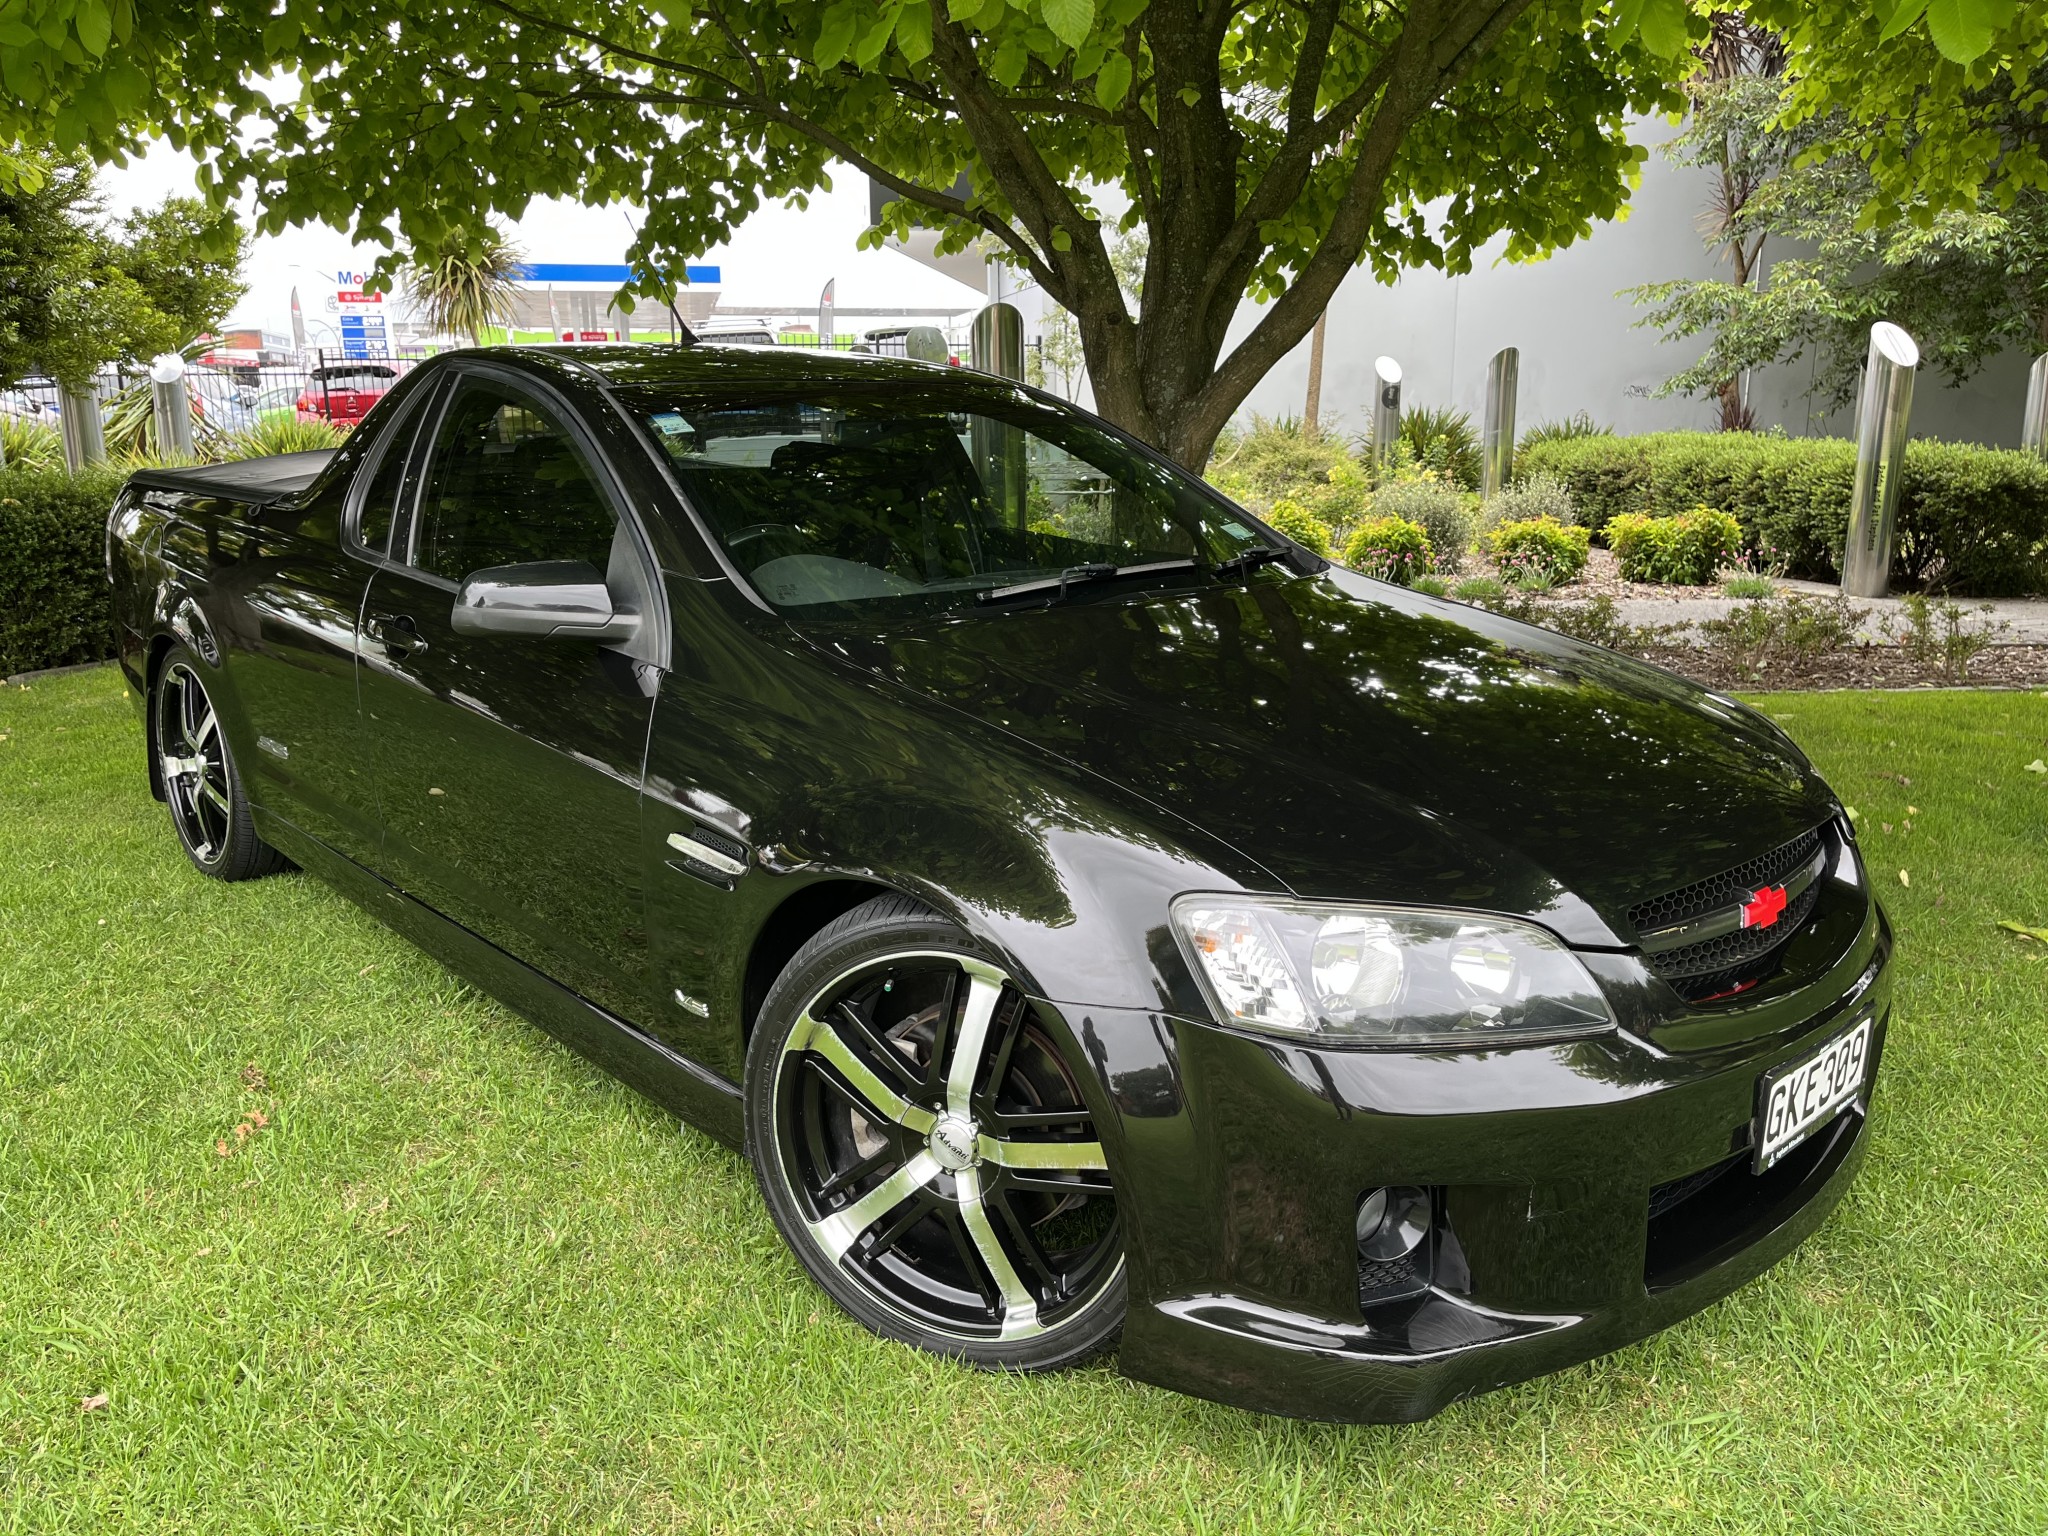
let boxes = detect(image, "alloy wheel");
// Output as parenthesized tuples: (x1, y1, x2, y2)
(157, 662, 232, 863)
(768, 950, 1122, 1344)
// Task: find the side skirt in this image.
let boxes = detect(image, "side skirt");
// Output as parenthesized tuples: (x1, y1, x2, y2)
(256, 808, 746, 1149)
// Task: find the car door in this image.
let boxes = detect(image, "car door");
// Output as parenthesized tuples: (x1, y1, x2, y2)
(356, 367, 666, 1024)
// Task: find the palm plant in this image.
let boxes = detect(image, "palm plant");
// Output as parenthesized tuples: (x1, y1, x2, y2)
(401, 225, 524, 346)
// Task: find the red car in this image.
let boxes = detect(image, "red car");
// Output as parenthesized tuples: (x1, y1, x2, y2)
(296, 363, 399, 425)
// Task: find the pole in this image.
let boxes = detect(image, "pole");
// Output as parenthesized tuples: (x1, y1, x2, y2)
(1371, 356, 1402, 466)
(149, 353, 194, 460)
(1481, 347, 1519, 498)
(969, 303, 1027, 528)
(2023, 353, 2048, 460)
(1303, 310, 1328, 439)
(320, 346, 332, 421)
(1841, 322, 1919, 599)
(60, 387, 106, 471)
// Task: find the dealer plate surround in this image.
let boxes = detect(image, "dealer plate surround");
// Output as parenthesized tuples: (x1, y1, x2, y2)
(1755, 1016, 1873, 1172)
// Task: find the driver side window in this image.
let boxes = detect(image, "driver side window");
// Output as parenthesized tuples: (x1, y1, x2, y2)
(408, 380, 619, 582)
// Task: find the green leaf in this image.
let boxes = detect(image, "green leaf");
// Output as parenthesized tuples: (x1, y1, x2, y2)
(1039, 0, 1093, 49)
(1924, 0, 2002, 62)
(1094, 48, 1131, 109)
(1051, 225, 1072, 250)
(854, 7, 899, 66)
(1607, 0, 1647, 43)
(991, 32, 1028, 84)
(1178, 85, 1199, 106)
(1997, 919, 2048, 943)
(1875, 0, 1929, 42)
(74, 4, 112, 58)
(895, 0, 932, 61)
(946, 0, 979, 18)
(813, 2, 859, 67)
(1634, 0, 1690, 57)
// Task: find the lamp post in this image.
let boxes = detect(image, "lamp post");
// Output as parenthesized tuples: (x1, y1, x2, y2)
(149, 353, 195, 459)
(1371, 356, 1402, 466)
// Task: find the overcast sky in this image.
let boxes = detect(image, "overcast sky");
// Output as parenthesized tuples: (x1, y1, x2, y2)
(98, 139, 990, 337)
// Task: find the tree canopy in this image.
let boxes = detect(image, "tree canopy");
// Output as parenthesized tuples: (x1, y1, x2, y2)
(0, 0, 1713, 464)
(0, 146, 247, 389)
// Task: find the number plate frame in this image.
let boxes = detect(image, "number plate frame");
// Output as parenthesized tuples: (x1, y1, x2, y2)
(1753, 1016, 1873, 1173)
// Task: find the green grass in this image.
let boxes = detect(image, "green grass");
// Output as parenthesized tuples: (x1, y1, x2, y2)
(3, 667, 2046, 1533)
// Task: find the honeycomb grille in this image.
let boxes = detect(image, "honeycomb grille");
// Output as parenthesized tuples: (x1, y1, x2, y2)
(1629, 827, 1823, 935)
(1629, 826, 1829, 1002)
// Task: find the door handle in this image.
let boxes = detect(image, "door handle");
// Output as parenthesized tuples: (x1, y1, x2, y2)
(367, 612, 427, 656)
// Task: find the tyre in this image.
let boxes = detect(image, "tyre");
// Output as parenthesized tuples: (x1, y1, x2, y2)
(153, 647, 290, 882)
(745, 894, 1125, 1369)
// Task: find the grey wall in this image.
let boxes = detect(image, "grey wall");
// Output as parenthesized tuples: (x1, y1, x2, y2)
(1221, 118, 2037, 450)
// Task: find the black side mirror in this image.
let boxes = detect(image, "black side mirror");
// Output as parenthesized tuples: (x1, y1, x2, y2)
(450, 560, 641, 643)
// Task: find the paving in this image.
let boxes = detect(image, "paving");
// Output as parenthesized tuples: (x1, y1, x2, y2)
(1608, 581, 2048, 646)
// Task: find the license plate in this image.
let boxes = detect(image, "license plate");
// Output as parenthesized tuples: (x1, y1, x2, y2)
(1754, 1017, 1872, 1172)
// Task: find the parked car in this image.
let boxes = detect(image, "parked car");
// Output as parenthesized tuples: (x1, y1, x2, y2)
(296, 362, 400, 424)
(250, 383, 305, 426)
(105, 345, 1890, 1422)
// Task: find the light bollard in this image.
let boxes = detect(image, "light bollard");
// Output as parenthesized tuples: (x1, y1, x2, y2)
(1371, 356, 1402, 465)
(1840, 322, 1919, 599)
(1481, 347, 1519, 497)
(60, 388, 107, 472)
(149, 353, 195, 460)
(2023, 353, 2048, 460)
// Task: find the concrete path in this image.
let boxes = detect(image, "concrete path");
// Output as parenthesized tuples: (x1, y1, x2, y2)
(1609, 581, 2048, 645)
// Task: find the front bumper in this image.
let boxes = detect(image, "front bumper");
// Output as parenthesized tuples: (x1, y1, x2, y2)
(1046, 904, 1892, 1422)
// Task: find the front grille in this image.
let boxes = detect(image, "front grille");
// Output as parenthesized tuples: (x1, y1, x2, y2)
(1629, 827, 1827, 1003)
(1648, 1151, 1744, 1220)
(1357, 1252, 1429, 1308)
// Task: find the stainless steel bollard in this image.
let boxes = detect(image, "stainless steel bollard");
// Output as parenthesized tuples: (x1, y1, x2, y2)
(1481, 347, 1519, 497)
(970, 303, 1024, 380)
(1371, 356, 1402, 465)
(149, 353, 195, 459)
(60, 387, 106, 471)
(1841, 322, 1918, 599)
(2023, 353, 2048, 460)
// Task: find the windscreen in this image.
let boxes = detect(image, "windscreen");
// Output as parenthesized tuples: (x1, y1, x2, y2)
(622, 384, 1274, 612)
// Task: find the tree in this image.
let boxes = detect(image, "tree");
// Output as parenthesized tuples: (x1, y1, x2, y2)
(402, 224, 525, 345)
(0, 146, 246, 389)
(1631, 84, 2048, 417)
(1027, 306, 1085, 400)
(0, 0, 1704, 468)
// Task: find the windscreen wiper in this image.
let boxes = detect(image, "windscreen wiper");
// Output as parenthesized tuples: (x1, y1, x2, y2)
(974, 559, 1199, 606)
(1209, 545, 1291, 582)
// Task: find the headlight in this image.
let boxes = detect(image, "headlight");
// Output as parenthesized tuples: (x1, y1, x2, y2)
(1170, 896, 1615, 1047)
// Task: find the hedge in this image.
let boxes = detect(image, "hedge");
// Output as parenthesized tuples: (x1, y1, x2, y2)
(1518, 431, 2048, 596)
(0, 467, 126, 677)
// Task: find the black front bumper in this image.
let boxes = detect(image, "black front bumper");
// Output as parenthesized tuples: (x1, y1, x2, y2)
(1048, 899, 1892, 1423)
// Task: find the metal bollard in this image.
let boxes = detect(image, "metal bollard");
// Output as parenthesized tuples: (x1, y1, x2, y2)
(60, 387, 106, 471)
(970, 303, 1024, 380)
(1371, 356, 1402, 465)
(149, 353, 195, 459)
(1481, 347, 1519, 497)
(1840, 322, 1918, 599)
(2023, 353, 2048, 460)
(969, 303, 1027, 526)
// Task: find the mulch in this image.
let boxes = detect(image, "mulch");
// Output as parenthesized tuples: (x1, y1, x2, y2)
(1636, 643, 2048, 693)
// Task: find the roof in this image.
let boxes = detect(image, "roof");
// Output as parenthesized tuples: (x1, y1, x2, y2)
(509, 341, 972, 393)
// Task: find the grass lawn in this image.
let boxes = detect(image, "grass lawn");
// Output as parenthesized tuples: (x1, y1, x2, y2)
(2, 666, 2045, 1533)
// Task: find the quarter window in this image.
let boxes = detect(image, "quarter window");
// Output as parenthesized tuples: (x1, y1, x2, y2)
(408, 381, 619, 582)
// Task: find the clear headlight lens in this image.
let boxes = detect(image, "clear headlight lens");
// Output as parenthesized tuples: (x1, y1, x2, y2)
(1171, 896, 1615, 1047)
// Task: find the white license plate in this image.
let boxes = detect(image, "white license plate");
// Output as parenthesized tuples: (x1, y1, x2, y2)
(1755, 1017, 1872, 1172)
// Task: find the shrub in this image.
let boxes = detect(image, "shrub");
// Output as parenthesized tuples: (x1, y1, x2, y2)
(1395, 405, 1482, 491)
(1880, 594, 2008, 683)
(1468, 591, 1677, 653)
(2, 417, 64, 473)
(1722, 573, 1776, 599)
(1517, 430, 2048, 595)
(1369, 477, 1472, 572)
(1605, 507, 1743, 585)
(1342, 515, 1433, 585)
(1698, 593, 1869, 677)
(1207, 415, 1370, 528)
(1411, 574, 1449, 597)
(1486, 516, 1590, 587)
(1517, 412, 1608, 452)
(0, 466, 126, 676)
(1452, 575, 1504, 600)
(224, 415, 349, 460)
(1261, 497, 1332, 557)
(1479, 472, 1576, 531)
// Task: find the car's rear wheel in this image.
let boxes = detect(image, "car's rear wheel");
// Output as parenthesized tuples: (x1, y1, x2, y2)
(746, 895, 1125, 1369)
(154, 648, 289, 882)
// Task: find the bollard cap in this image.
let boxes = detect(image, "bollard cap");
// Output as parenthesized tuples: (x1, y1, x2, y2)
(1870, 322, 1919, 369)
(1374, 355, 1403, 386)
(147, 353, 187, 384)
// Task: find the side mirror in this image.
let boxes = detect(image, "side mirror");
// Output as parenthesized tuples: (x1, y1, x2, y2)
(450, 560, 641, 643)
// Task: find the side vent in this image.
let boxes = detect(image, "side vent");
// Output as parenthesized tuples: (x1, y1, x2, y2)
(665, 824, 750, 890)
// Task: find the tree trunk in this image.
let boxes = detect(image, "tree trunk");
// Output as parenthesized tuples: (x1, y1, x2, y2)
(1303, 309, 1329, 439)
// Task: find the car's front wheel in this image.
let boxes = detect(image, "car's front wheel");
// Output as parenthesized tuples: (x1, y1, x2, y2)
(746, 894, 1125, 1369)
(153, 647, 289, 882)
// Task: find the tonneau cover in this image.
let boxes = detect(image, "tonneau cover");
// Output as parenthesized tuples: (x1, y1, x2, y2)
(124, 449, 336, 508)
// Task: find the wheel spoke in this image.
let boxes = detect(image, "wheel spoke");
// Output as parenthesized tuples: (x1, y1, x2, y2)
(979, 1137, 1108, 1174)
(988, 1186, 1067, 1296)
(199, 777, 230, 813)
(943, 962, 1006, 1117)
(194, 708, 218, 748)
(831, 1000, 922, 1091)
(161, 754, 204, 780)
(987, 1104, 1095, 1132)
(789, 1010, 937, 1136)
(955, 1165, 1043, 1339)
(814, 1143, 895, 1202)
(809, 1150, 940, 1264)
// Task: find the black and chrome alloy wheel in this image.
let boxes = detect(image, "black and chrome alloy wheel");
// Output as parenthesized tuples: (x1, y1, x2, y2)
(152, 648, 288, 882)
(748, 901, 1124, 1367)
